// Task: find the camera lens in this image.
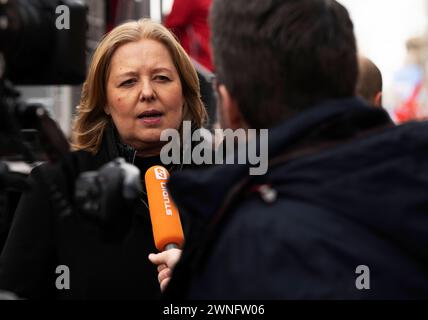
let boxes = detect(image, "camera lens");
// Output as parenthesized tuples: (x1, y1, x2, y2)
(0, 0, 56, 82)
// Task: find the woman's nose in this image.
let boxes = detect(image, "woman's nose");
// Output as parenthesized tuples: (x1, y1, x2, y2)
(139, 80, 156, 102)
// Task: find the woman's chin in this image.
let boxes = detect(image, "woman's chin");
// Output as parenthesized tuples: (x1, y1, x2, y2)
(133, 139, 167, 155)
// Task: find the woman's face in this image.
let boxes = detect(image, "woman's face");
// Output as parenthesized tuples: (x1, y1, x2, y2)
(106, 38, 184, 154)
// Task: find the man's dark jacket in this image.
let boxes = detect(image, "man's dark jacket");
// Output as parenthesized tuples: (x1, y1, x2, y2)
(166, 98, 428, 299)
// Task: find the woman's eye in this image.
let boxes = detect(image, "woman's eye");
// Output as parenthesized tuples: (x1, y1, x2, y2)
(154, 75, 170, 82)
(120, 79, 136, 87)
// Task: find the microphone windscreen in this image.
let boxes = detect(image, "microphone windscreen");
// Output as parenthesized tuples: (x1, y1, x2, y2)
(145, 165, 184, 251)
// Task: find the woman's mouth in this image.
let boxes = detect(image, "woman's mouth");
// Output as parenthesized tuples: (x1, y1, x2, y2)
(137, 110, 164, 125)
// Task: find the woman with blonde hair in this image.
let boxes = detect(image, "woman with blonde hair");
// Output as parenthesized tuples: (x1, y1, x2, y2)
(0, 19, 207, 299)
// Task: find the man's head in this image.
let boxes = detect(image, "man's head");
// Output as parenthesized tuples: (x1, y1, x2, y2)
(210, 0, 358, 129)
(356, 56, 383, 107)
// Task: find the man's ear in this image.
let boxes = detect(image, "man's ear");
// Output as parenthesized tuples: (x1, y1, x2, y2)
(374, 92, 383, 107)
(218, 84, 246, 130)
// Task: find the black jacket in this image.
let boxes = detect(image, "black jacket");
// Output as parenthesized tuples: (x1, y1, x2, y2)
(165, 98, 428, 299)
(0, 124, 193, 299)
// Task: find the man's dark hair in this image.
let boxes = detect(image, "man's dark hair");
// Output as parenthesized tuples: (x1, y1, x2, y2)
(210, 0, 358, 128)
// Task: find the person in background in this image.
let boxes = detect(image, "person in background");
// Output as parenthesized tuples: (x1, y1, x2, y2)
(393, 37, 428, 123)
(150, 0, 428, 299)
(0, 18, 207, 299)
(356, 56, 383, 107)
(165, 0, 213, 72)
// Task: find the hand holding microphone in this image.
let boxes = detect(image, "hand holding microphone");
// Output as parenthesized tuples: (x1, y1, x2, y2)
(145, 165, 184, 292)
(148, 249, 182, 292)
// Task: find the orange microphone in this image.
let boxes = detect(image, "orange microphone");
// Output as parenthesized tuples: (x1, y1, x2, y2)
(145, 165, 184, 251)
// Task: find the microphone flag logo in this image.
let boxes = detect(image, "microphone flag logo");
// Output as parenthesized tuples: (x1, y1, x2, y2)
(154, 167, 168, 180)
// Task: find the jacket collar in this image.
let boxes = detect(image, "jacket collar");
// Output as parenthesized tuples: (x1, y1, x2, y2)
(97, 121, 137, 164)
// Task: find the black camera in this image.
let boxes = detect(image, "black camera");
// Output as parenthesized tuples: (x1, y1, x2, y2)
(0, 0, 88, 163)
(0, 0, 88, 164)
(0, 0, 87, 85)
(0, 0, 88, 251)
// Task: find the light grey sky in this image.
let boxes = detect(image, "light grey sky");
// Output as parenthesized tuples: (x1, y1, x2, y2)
(339, 0, 427, 89)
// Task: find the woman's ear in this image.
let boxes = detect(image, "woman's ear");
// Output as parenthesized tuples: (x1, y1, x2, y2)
(217, 84, 247, 130)
(104, 105, 111, 115)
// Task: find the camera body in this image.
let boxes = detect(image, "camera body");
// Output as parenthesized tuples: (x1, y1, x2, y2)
(0, 0, 88, 162)
(0, 0, 88, 250)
